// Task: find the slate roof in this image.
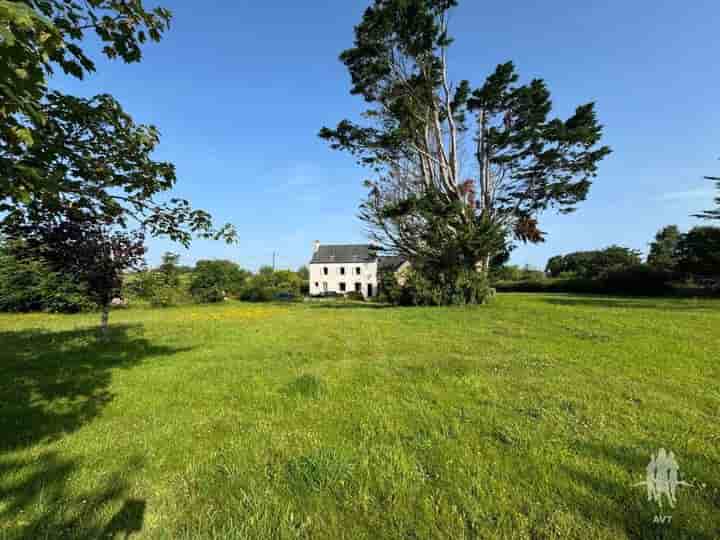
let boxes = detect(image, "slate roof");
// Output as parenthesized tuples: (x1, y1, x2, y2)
(310, 244, 376, 264)
(378, 256, 407, 271)
(310, 244, 407, 269)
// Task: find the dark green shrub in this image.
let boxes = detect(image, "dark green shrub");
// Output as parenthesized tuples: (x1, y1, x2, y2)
(0, 252, 46, 312)
(273, 270, 302, 295)
(519, 268, 546, 281)
(126, 270, 186, 307)
(490, 265, 523, 282)
(383, 267, 492, 306)
(495, 265, 673, 296)
(42, 272, 95, 313)
(675, 226, 720, 279)
(0, 250, 93, 313)
(545, 246, 642, 278)
(238, 268, 305, 302)
(239, 273, 275, 302)
(494, 278, 601, 294)
(240, 284, 275, 302)
(601, 265, 673, 295)
(192, 286, 226, 304)
(191, 260, 248, 303)
(345, 291, 365, 301)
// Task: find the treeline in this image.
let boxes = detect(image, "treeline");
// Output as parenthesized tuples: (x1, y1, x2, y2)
(127, 257, 310, 307)
(0, 247, 309, 313)
(494, 225, 720, 295)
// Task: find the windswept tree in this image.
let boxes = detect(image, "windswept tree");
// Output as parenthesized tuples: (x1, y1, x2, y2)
(320, 0, 610, 302)
(694, 174, 720, 221)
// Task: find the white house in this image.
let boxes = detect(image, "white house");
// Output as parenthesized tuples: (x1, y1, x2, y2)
(309, 241, 407, 299)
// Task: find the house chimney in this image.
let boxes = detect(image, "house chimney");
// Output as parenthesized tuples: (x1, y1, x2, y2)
(313, 240, 320, 253)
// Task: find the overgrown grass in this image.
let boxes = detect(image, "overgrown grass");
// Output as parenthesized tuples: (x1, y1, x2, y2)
(0, 295, 718, 539)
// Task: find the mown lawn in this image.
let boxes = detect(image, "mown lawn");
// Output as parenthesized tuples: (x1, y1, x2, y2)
(0, 294, 718, 539)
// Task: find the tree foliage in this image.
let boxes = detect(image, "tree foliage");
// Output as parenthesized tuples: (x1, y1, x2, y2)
(158, 252, 181, 287)
(1, 0, 171, 197)
(320, 0, 610, 304)
(545, 246, 641, 279)
(2, 0, 235, 283)
(1, 0, 236, 333)
(380, 265, 491, 306)
(0, 240, 92, 312)
(239, 268, 304, 302)
(675, 226, 720, 278)
(190, 260, 249, 303)
(647, 225, 681, 270)
(4, 207, 146, 335)
(2, 91, 236, 246)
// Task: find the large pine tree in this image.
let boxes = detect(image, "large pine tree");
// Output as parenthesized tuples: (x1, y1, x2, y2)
(320, 0, 611, 303)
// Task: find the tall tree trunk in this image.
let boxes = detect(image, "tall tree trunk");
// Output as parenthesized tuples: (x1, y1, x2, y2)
(100, 303, 110, 341)
(482, 254, 491, 274)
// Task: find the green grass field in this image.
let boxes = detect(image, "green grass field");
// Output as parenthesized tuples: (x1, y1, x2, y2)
(1, 294, 718, 539)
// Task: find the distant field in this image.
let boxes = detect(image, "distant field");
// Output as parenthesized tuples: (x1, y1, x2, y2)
(1, 294, 718, 539)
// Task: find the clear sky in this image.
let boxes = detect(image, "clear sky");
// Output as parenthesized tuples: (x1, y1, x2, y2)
(53, 0, 720, 270)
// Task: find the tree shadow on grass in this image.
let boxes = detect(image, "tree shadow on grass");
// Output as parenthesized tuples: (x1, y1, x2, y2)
(0, 452, 149, 539)
(0, 324, 189, 538)
(541, 296, 719, 312)
(555, 440, 720, 539)
(0, 323, 191, 452)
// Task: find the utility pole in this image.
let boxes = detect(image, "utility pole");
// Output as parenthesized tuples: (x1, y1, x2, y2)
(272, 251, 276, 271)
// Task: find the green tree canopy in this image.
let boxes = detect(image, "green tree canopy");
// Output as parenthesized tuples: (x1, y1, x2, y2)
(190, 260, 249, 302)
(4, 206, 146, 336)
(1, 0, 170, 190)
(675, 226, 720, 277)
(1, 1, 235, 245)
(647, 225, 681, 270)
(544, 246, 641, 279)
(297, 265, 309, 280)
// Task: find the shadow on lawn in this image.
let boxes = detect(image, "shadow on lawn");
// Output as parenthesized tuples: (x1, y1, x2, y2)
(556, 440, 720, 539)
(0, 323, 188, 538)
(0, 324, 189, 452)
(541, 296, 718, 312)
(0, 452, 148, 539)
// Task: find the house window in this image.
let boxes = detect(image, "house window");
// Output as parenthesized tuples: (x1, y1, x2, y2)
(340, 267, 345, 275)
(339, 282, 346, 292)
(314, 282, 319, 288)
(323, 267, 328, 275)
(355, 267, 361, 275)
(322, 282, 328, 292)
(355, 282, 361, 292)
(367, 283, 373, 297)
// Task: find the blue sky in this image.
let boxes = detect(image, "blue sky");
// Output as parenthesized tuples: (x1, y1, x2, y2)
(54, 0, 720, 270)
